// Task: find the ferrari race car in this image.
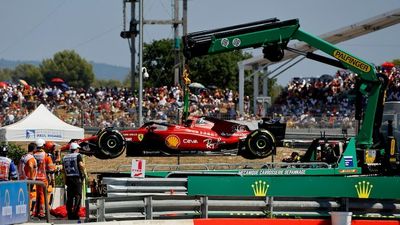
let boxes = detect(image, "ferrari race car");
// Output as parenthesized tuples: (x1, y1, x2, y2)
(63, 116, 285, 159)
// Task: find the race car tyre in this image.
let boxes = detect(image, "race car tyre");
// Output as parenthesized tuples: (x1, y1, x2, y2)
(244, 129, 276, 159)
(96, 129, 126, 159)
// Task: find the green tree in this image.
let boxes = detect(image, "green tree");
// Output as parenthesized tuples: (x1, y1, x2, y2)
(92, 79, 122, 88)
(122, 72, 132, 88)
(392, 59, 400, 66)
(143, 39, 177, 87)
(0, 68, 13, 82)
(188, 51, 252, 90)
(3, 143, 26, 165)
(40, 50, 95, 88)
(12, 64, 43, 85)
(268, 78, 283, 103)
(143, 39, 252, 90)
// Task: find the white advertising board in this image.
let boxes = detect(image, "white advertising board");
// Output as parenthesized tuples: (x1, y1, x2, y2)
(131, 159, 146, 178)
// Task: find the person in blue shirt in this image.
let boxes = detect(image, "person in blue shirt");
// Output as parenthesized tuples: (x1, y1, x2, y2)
(62, 142, 87, 220)
(0, 145, 18, 181)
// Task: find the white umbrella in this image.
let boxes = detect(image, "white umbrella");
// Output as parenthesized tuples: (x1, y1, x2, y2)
(189, 82, 205, 89)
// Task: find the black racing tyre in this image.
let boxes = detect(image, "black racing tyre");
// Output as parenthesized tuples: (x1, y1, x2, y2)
(245, 129, 276, 159)
(96, 129, 126, 159)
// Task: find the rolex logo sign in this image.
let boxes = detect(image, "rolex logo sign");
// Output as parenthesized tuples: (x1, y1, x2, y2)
(355, 181, 373, 198)
(251, 180, 269, 196)
(165, 135, 180, 149)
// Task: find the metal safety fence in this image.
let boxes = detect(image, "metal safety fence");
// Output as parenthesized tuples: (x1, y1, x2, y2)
(85, 177, 400, 222)
(85, 195, 400, 222)
(102, 177, 188, 197)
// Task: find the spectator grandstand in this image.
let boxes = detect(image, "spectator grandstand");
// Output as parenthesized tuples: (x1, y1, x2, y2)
(0, 83, 244, 128)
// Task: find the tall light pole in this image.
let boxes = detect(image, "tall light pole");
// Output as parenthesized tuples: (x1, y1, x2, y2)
(130, 2, 137, 92)
(138, 0, 144, 126)
(120, 1, 138, 94)
(173, 0, 180, 85)
(122, 0, 187, 126)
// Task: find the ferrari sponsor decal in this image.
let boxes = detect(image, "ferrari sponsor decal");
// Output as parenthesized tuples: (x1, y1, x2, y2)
(138, 134, 144, 142)
(204, 139, 215, 149)
(232, 133, 247, 137)
(186, 130, 216, 137)
(165, 135, 180, 149)
(221, 132, 229, 137)
(183, 139, 198, 144)
(333, 50, 371, 72)
(221, 132, 247, 137)
(203, 138, 222, 149)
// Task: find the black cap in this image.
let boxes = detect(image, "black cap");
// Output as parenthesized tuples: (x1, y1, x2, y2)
(0, 145, 8, 157)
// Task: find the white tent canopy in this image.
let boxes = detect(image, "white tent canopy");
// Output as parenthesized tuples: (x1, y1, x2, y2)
(0, 104, 84, 142)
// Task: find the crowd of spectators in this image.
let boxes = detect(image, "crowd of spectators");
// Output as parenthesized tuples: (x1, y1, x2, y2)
(270, 70, 357, 129)
(270, 64, 399, 129)
(0, 64, 399, 129)
(0, 83, 246, 128)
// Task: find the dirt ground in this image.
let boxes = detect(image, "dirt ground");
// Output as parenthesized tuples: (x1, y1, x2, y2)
(84, 147, 303, 175)
(13, 142, 304, 176)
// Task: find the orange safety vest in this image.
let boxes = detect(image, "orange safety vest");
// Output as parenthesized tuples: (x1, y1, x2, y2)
(0, 156, 12, 181)
(18, 153, 37, 180)
(33, 150, 55, 181)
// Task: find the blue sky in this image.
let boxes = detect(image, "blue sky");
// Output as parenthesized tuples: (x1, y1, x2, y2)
(0, 0, 399, 85)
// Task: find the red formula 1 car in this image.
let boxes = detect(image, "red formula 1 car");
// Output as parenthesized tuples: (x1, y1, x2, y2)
(62, 116, 285, 159)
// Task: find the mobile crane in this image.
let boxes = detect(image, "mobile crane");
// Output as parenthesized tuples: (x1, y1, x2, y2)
(182, 18, 400, 175)
(85, 19, 400, 203)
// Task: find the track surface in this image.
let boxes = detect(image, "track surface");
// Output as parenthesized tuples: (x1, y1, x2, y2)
(85, 147, 302, 175)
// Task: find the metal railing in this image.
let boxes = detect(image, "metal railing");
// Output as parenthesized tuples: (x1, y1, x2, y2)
(85, 195, 400, 222)
(102, 177, 187, 197)
(116, 162, 331, 174)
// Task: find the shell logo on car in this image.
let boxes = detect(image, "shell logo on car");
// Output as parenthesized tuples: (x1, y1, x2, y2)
(165, 135, 180, 149)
